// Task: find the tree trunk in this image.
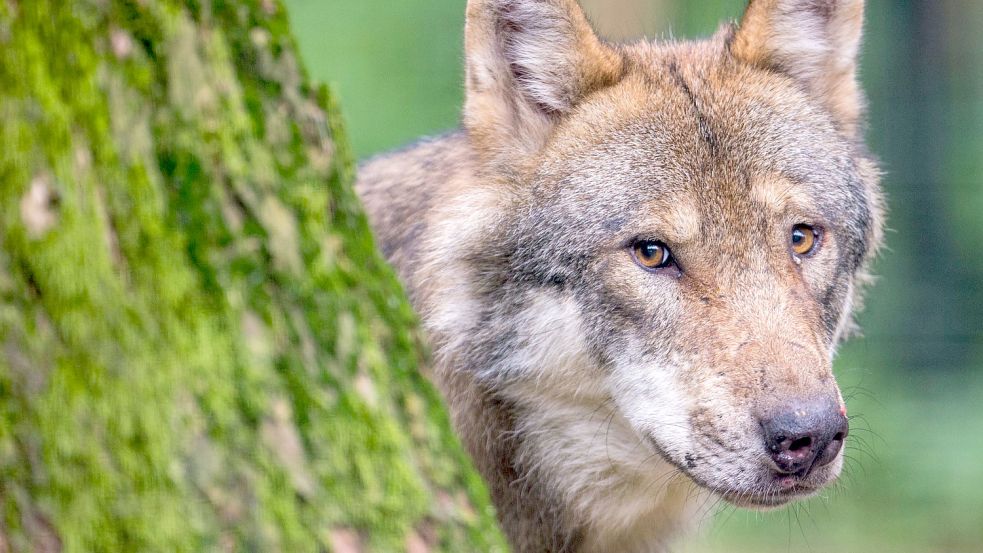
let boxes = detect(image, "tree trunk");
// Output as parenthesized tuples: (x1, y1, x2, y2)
(0, 1, 507, 552)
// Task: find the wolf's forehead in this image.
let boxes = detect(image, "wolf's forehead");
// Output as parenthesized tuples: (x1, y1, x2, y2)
(594, 46, 849, 162)
(549, 119, 848, 209)
(549, 65, 858, 202)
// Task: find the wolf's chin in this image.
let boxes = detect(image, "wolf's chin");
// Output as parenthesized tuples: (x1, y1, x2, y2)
(705, 463, 841, 510)
(718, 486, 817, 510)
(664, 450, 841, 511)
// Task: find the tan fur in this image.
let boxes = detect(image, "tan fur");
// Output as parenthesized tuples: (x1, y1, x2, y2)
(357, 1, 883, 551)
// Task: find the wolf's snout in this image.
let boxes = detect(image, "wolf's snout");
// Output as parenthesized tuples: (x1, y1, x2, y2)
(760, 400, 849, 477)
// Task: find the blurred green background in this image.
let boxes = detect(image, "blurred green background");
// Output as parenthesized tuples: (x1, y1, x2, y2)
(283, 1, 983, 551)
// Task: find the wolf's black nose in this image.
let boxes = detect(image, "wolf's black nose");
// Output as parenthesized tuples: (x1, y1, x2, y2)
(761, 400, 848, 477)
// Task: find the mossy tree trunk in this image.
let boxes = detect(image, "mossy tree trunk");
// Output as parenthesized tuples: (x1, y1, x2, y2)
(0, 1, 506, 552)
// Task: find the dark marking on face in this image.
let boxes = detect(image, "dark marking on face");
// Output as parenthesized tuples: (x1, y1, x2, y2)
(804, 0, 835, 22)
(819, 274, 851, 339)
(603, 215, 626, 232)
(467, 63, 482, 91)
(722, 22, 739, 51)
(667, 60, 719, 154)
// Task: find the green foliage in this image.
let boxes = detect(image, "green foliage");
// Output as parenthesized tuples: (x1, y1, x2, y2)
(0, 1, 507, 551)
(285, 0, 466, 157)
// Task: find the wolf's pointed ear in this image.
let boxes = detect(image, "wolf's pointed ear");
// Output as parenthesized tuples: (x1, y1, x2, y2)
(731, 0, 867, 138)
(464, 0, 624, 167)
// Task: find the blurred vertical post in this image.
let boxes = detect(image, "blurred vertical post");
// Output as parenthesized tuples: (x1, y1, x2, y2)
(0, 1, 507, 552)
(861, 0, 983, 372)
(939, 0, 983, 363)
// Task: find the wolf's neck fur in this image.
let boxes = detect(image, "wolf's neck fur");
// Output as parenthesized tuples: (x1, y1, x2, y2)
(444, 366, 707, 553)
(509, 390, 708, 552)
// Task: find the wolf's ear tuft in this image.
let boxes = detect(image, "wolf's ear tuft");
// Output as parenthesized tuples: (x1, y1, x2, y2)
(731, 0, 867, 138)
(464, 0, 623, 167)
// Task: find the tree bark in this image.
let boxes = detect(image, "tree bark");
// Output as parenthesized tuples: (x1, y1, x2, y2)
(0, 1, 506, 552)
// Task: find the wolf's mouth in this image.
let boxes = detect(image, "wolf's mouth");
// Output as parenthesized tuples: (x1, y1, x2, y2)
(642, 434, 827, 506)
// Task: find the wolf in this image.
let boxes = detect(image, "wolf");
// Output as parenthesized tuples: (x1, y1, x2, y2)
(357, 0, 885, 551)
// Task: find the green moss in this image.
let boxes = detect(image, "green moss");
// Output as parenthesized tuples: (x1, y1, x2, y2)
(0, 1, 508, 551)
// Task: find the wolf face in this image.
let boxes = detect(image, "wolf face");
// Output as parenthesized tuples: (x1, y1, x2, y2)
(358, 0, 884, 550)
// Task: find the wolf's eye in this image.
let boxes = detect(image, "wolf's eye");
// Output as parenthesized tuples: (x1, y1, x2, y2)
(632, 240, 675, 271)
(791, 225, 820, 256)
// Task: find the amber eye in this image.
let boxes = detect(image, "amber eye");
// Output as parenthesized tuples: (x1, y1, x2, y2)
(791, 224, 819, 256)
(632, 240, 675, 271)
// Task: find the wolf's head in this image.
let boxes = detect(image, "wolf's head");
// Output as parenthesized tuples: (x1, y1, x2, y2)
(433, 0, 884, 511)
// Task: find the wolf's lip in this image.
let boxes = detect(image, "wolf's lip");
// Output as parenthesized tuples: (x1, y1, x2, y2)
(717, 480, 821, 509)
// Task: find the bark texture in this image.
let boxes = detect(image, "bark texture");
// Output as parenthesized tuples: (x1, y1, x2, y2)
(0, 1, 507, 552)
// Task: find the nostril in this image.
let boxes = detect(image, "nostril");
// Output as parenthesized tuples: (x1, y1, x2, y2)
(788, 436, 812, 453)
(815, 430, 847, 468)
